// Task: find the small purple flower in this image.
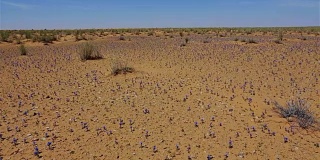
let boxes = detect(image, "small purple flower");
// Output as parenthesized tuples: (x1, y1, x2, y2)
(47, 142, 52, 149)
(187, 145, 191, 153)
(284, 136, 288, 143)
(140, 142, 143, 148)
(194, 122, 198, 127)
(12, 138, 18, 145)
(45, 132, 49, 138)
(201, 118, 205, 123)
(130, 125, 134, 132)
(219, 122, 222, 126)
(229, 139, 233, 148)
(211, 116, 215, 121)
(15, 126, 20, 132)
(34, 146, 40, 156)
(153, 146, 157, 152)
(207, 155, 213, 160)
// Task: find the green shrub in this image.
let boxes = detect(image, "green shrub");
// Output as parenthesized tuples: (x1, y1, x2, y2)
(19, 44, 27, 56)
(0, 31, 10, 42)
(78, 42, 103, 61)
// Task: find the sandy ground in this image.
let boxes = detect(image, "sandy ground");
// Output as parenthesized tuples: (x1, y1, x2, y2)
(0, 33, 319, 160)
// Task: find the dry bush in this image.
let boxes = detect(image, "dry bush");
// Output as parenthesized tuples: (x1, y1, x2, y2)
(111, 59, 134, 76)
(274, 99, 317, 129)
(78, 42, 103, 61)
(19, 44, 27, 56)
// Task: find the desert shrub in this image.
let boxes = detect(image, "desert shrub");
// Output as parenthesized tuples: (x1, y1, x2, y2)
(247, 39, 257, 43)
(274, 99, 316, 129)
(25, 31, 32, 39)
(179, 32, 184, 37)
(119, 36, 125, 41)
(277, 31, 283, 41)
(19, 44, 27, 55)
(78, 42, 102, 61)
(147, 32, 154, 36)
(185, 38, 189, 44)
(0, 31, 10, 42)
(274, 39, 282, 44)
(111, 59, 134, 76)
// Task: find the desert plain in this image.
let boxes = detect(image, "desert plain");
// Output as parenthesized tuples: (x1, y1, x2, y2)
(0, 28, 319, 159)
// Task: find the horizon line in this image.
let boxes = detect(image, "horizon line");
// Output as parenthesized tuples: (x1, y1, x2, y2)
(1, 26, 319, 31)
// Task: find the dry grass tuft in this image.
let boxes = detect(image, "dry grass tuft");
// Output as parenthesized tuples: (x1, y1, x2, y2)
(78, 42, 103, 61)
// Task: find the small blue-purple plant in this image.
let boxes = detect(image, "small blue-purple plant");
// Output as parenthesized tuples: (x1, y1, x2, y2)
(194, 122, 198, 127)
(47, 142, 53, 150)
(12, 138, 18, 145)
(34, 146, 40, 157)
(153, 146, 157, 153)
(187, 145, 191, 153)
(229, 138, 233, 148)
(145, 130, 149, 138)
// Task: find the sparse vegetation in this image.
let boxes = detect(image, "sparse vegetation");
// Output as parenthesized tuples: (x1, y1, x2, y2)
(119, 36, 125, 41)
(19, 44, 27, 56)
(78, 42, 103, 61)
(274, 99, 316, 129)
(185, 38, 189, 44)
(0, 31, 11, 42)
(274, 39, 282, 44)
(111, 59, 134, 76)
(247, 39, 257, 43)
(278, 30, 283, 41)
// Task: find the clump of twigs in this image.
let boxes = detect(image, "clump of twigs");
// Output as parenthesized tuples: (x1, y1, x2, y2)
(273, 99, 316, 129)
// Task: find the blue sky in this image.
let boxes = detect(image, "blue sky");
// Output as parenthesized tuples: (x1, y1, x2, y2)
(0, 0, 319, 29)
